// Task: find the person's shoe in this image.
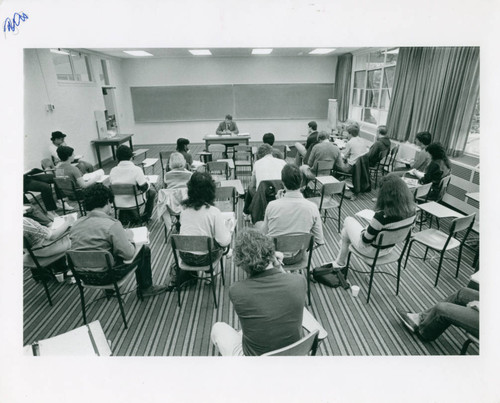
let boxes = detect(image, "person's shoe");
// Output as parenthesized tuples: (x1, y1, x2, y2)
(330, 260, 347, 269)
(344, 191, 353, 200)
(225, 248, 233, 258)
(63, 201, 75, 211)
(395, 308, 421, 333)
(141, 285, 170, 297)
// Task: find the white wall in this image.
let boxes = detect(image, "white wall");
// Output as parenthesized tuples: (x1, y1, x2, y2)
(24, 49, 112, 170)
(121, 56, 338, 143)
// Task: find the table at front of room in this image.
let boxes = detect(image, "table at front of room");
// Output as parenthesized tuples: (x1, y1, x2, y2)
(91, 134, 134, 168)
(203, 134, 250, 151)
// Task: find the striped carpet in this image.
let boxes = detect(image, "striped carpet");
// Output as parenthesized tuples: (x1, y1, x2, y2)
(23, 142, 479, 356)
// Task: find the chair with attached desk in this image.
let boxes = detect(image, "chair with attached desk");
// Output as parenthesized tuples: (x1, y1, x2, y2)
(308, 160, 336, 196)
(404, 213, 476, 287)
(381, 144, 400, 175)
(23, 236, 67, 306)
(207, 161, 230, 183)
(345, 218, 416, 303)
(67, 250, 143, 329)
(273, 233, 315, 306)
(233, 145, 253, 179)
(369, 148, 389, 188)
(53, 176, 86, 216)
(208, 144, 227, 160)
(308, 181, 346, 233)
(110, 184, 146, 227)
(170, 235, 226, 308)
(159, 151, 173, 184)
(157, 187, 188, 244)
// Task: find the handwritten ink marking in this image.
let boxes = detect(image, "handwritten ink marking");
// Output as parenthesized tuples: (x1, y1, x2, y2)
(3, 12, 29, 37)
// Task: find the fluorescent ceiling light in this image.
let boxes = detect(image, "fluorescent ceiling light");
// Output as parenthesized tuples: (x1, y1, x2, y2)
(189, 49, 212, 56)
(123, 50, 154, 57)
(50, 48, 70, 55)
(252, 48, 273, 55)
(309, 48, 336, 55)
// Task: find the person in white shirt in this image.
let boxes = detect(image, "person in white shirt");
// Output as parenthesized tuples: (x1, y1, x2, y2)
(109, 145, 157, 223)
(336, 122, 367, 174)
(243, 144, 287, 216)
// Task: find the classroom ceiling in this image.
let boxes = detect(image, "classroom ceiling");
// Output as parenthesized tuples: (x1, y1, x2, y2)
(85, 47, 361, 59)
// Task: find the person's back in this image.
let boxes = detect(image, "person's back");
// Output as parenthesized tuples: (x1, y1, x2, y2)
(229, 266, 306, 356)
(254, 154, 286, 188)
(308, 139, 342, 171)
(367, 137, 391, 167)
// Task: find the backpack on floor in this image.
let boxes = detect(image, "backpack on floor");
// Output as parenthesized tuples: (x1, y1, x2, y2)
(312, 263, 350, 289)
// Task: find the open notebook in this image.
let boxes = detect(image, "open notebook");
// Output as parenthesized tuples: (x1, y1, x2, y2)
(51, 212, 78, 230)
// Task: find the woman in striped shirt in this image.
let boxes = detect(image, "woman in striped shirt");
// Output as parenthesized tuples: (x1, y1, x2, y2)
(331, 174, 416, 268)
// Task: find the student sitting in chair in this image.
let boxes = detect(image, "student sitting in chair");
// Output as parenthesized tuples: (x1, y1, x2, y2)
(49, 131, 94, 174)
(175, 137, 193, 170)
(294, 121, 319, 166)
(366, 125, 391, 167)
(55, 146, 103, 189)
(335, 122, 367, 175)
(299, 131, 343, 182)
(261, 132, 284, 160)
(394, 131, 432, 174)
(164, 152, 192, 189)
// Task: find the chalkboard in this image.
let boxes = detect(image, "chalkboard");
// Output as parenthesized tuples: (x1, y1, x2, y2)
(131, 83, 333, 122)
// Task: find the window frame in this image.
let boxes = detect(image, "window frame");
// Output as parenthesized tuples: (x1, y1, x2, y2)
(51, 49, 94, 84)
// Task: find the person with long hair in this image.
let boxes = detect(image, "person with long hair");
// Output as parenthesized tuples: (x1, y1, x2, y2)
(179, 172, 231, 266)
(331, 173, 416, 268)
(176, 138, 193, 169)
(409, 142, 451, 201)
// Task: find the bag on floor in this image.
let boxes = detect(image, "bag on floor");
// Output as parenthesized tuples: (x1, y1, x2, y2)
(312, 263, 350, 289)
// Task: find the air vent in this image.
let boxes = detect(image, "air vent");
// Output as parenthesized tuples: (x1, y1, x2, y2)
(472, 171, 480, 185)
(447, 184, 467, 201)
(450, 162, 473, 181)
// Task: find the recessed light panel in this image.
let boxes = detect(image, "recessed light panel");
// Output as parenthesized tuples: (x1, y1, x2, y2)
(252, 48, 273, 55)
(309, 48, 336, 55)
(123, 50, 154, 57)
(189, 49, 212, 56)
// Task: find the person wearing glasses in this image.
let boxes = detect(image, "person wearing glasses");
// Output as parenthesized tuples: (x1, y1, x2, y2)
(216, 114, 239, 135)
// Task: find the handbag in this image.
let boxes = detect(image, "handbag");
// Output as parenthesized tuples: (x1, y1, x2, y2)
(311, 263, 350, 289)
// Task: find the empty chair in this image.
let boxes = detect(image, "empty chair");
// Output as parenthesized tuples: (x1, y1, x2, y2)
(307, 181, 346, 233)
(215, 185, 237, 214)
(381, 144, 400, 175)
(171, 235, 225, 308)
(159, 151, 173, 183)
(345, 220, 415, 303)
(208, 144, 227, 160)
(233, 145, 253, 178)
(404, 213, 476, 287)
(67, 250, 143, 329)
(273, 233, 315, 305)
(207, 161, 230, 182)
(262, 329, 319, 356)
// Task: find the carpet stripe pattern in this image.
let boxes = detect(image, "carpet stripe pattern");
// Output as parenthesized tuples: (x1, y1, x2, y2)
(23, 142, 479, 356)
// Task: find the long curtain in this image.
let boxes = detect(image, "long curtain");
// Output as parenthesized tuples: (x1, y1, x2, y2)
(386, 47, 479, 156)
(333, 53, 353, 122)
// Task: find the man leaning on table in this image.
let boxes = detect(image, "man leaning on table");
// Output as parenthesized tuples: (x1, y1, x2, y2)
(216, 114, 239, 135)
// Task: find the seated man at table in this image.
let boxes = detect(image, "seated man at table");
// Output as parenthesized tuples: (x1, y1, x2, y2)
(109, 145, 157, 223)
(243, 144, 287, 218)
(294, 121, 319, 165)
(216, 114, 239, 135)
(258, 164, 324, 264)
(262, 132, 284, 160)
(55, 146, 103, 189)
(366, 125, 391, 167)
(50, 131, 94, 174)
(335, 122, 367, 174)
(396, 287, 479, 342)
(299, 130, 342, 181)
(69, 184, 168, 298)
(211, 229, 306, 356)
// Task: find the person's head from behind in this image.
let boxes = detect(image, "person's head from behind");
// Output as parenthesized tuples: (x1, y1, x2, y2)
(56, 145, 74, 162)
(83, 183, 114, 213)
(426, 142, 450, 168)
(308, 121, 317, 133)
(415, 131, 432, 148)
(183, 171, 215, 210)
(224, 114, 233, 124)
(262, 132, 275, 146)
(51, 131, 66, 146)
(235, 229, 276, 276)
(375, 173, 416, 219)
(317, 131, 329, 142)
(377, 125, 388, 138)
(169, 152, 187, 170)
(256, 144, 273, 160)
(176, 138, 190, 152)
(116, 145, 133, 162)
(346, 122, 360, 139)
(281, 163, 301, 191)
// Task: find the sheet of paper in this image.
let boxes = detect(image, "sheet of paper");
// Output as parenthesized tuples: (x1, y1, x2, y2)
(129, 227, 149, 245)
(51, 212, 78, 230)
(38, 325, 97, 356)
(356, 209, 375, 221)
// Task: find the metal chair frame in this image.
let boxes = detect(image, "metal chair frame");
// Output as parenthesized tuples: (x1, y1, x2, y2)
(308, 181, 346, 233)
(110, 183, 147, 226)
(53, 176, 86, 215)
(262, 329, 320, 356)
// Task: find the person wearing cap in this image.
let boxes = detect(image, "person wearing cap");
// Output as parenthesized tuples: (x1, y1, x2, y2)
(216, 114, 239, 135)
(176, 137, 193, 170)
(49, 131, 94, 174)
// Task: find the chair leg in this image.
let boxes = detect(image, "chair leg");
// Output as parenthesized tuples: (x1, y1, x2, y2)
(77, 283, 87, 324)
(114, 283, 128, 329)
(404, 241, 414, 270)
(434, 250, 446, 287)
(210, 269, 218, 308)
(41, 279, 53, 306)
(337, 207, 341, 233)
(456, 244, 464, 278)
(460, 339, 472, 355)
(366, 265, 376, 304)
(423, 247, 429, 261)
(306, 267, 311, 306)
(176, 264, 182, 307)
(220, 258, 225, 286)
(396, 260, 402, 295)
(323, 209, 327, 224)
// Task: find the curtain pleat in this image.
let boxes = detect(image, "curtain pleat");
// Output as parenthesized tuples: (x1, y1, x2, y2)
(333, 53, 353, 122)
(386, 47, 479, 156)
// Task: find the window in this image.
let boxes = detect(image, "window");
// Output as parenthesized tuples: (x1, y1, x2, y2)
(98, 59, 110, 85)
(350, 48, 398, 126)
(464, 95, 479, 156)
(51, 49, 93, 82)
